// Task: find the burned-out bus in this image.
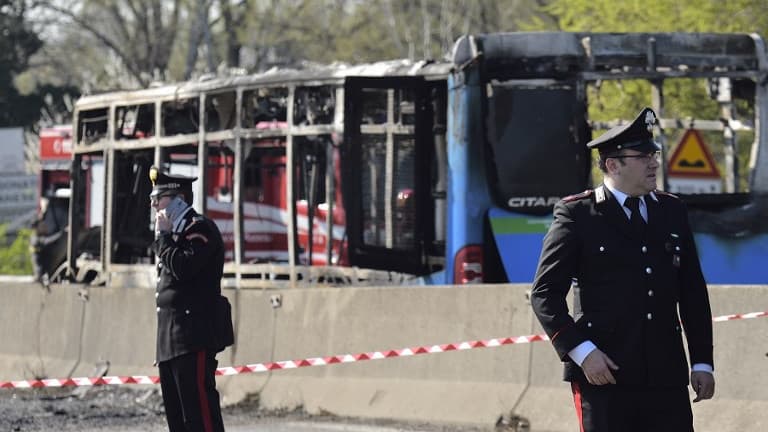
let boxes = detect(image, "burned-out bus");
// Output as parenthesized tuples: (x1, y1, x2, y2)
(59, 32, 768, 287)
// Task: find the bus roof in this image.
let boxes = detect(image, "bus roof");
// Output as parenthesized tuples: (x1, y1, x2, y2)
(75, 59, 452, 110)
(453, 32, 768, 79)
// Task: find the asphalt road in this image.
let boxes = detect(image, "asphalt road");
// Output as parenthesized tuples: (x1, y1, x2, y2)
(0, 387, 487, 432)
(77, 421, 456, 432)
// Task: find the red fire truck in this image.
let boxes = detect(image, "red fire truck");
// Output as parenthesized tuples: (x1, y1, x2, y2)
(32, 126, 73, 281)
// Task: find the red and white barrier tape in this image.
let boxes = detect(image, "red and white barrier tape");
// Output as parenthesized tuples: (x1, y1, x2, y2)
(2, 310, 766, 389)
(711, 311, 768, 322)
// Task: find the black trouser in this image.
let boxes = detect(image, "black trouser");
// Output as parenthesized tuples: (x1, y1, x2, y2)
(571, 381, 693, 432)
(159, 351, 225, 432)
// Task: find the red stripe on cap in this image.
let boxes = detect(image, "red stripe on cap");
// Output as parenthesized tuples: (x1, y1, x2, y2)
(196, 351, 214, 432)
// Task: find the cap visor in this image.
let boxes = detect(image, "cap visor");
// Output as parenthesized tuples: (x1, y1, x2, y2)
(627, 140, 661, 153)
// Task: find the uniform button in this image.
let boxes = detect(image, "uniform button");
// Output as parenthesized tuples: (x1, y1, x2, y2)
(645, 267, 652, 274)
(648, 290, 654, 297)
(587, 322, 593, 328)
(157, 277, 162, 283)
(185, 309, 190, 315)
(156, 307, 161, 312)
(155, 292, 159, 298)
(647, 313, 653, 320)
(675, 246, 681, 251)
(641, 246, 647, 253)
(599, 246, 605, 252)
(158, 262, 163, 269)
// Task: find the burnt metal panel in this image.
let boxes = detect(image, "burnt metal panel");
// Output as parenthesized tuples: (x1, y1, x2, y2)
(453, 32, 766, 80)
(586, 33, 759, 71)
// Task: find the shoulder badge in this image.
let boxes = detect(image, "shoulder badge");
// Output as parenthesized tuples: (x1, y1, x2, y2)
(562, 189, 593, 203)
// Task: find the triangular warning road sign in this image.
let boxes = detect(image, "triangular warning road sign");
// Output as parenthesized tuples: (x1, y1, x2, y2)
(667, 129, 721, 178)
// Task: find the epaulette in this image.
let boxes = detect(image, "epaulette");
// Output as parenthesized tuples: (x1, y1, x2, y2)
(185, 232, 209, 244)
(184, 216, 209, 243)
(183, 215, 204, 233)
(562, 189, 593, 203)
(654, 189, 680, 200)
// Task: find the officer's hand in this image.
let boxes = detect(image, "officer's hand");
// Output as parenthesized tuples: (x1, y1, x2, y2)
(691, 371, 715, 402)
(155, 210, 172, 234)
(581, 348, 619, 385)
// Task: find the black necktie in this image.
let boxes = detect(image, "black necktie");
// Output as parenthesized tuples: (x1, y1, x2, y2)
(624, 196, 646, 237)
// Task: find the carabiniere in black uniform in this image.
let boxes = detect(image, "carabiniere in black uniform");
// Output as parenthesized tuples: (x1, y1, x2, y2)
(532, 185, 713, 386)
(149, 166, 231, 432)
(531, 108, 714, 432)
(154, 207, 226, 361)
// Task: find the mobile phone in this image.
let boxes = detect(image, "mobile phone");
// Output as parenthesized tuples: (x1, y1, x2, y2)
(164, 196, 188, 220)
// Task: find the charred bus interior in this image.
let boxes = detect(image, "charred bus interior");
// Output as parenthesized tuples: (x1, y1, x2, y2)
(111, 150, 154, 264)
(66, 71, 434, 287)
(453, 32, 768, 284)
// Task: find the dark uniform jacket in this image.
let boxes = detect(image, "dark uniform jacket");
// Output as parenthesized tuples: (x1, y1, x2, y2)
(151, 208, 226, 363)
(531, 185, 713, 387)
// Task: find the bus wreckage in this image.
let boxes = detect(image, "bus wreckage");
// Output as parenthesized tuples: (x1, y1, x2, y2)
(43, 32, 768, 288)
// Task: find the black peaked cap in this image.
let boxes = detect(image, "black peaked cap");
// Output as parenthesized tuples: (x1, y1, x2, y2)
(587, 107, 662, 155)
(149, 165, 197, 198)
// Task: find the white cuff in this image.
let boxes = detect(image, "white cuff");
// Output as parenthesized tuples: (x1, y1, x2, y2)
(568, 341, 597, 366)
(691, 363, 713, 373)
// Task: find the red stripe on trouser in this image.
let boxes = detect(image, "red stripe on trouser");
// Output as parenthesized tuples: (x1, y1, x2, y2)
(571, 381, 585, 432)
(196, 351, 214, 432)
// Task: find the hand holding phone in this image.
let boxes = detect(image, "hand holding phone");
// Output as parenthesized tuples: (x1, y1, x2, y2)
(163, 196, 188, 221)
(155, 208, 172, 235)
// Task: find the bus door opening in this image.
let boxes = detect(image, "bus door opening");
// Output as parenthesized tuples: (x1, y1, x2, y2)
(342, 76, 445, 276)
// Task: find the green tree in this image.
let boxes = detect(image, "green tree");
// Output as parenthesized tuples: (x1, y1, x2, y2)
(34, 0, 186, 87)
(22, 0, 556, 91)
(545, 0, 768, 191)
(545, 0, 768, 120)
(0, 225, 33, 275)
(336, 0, 557, 63)
(237, 0, 556, 70)
(547, 0, 768, 34)
(0, 0, 43, 127)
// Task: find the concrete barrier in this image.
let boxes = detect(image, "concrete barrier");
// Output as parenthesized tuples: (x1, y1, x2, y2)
(0, 281, 766, 431)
